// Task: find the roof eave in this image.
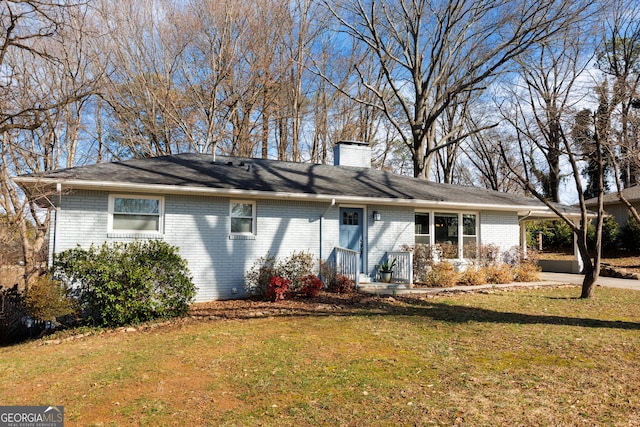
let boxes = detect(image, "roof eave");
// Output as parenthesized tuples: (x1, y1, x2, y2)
(14, 176, 567, 215)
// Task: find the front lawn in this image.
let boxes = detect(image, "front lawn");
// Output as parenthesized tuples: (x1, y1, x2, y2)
(1, 286, 639, 426)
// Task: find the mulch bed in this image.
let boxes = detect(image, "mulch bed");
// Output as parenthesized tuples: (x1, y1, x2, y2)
(188, 292, 393, 320)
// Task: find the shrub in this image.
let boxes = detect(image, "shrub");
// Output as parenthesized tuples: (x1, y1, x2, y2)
(277, 251, 315, 292)
(298, 275, 323, 298)
(620, 215, 640, 251)
(546, 220, 574, 250)
(0, 285, 28, 345)
(25, 275, 76, 323)
(484, 264, 514, 284)
(513, 262, 541, 282)
(245, 253, 278, 296)
(54, 240, 195, 327)
(459, 267, 487, 286)
(245, 251, 316, 297)
(329, 275, 355, 294)
(476, 244, 501, 267)
(318, 260, 337, 288)
(421, 262, 459, 287)
(402, 244, 437, 283)
(267, 276, 291, 302)
(527, 220, 574, 251)
(439, 243, 459, 259)
(587, 216, 619, 250)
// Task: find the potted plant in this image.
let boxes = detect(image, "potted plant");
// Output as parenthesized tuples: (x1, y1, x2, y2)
(379, 258, 397, 283)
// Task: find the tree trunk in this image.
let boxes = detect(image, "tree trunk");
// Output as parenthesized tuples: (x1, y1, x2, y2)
(580, 269, 597, 298)
(575, 234, 597, 299)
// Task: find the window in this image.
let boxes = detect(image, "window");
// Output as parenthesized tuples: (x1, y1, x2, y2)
(415, 212, 430, 245)
(415, 212, 478, 259)
(463, 214, 477, 258)
(434, 212, 459, 258)
(342, 210, 359, 225)
(230, 201, 255, 234)
(110, 195, 163, 233)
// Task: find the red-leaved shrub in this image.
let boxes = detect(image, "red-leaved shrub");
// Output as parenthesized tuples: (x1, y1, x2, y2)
(267, 276, 291, 302)
(329, 275, 355, 294)
(299, 275, 323, 298)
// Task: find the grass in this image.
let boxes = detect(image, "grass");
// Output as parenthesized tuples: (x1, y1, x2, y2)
(1, 286, 640, 426)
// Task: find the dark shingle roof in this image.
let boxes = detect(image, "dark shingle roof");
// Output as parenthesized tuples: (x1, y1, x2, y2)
(17, 153, 577, 214)
(584, 185, 640, 207)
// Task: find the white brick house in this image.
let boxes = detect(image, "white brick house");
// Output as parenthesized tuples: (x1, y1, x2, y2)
(15, 141, 578, 301)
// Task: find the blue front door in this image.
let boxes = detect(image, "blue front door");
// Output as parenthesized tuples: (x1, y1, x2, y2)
(339, 208, 364, 263)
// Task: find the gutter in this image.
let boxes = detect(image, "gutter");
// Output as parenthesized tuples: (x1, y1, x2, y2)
(13, 177, 568, 215)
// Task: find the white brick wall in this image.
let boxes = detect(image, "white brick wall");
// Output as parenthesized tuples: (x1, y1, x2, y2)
(366, 205, 414, 276)
(52, 190, 524, 300)
(479, 211, 520, 252)
(54, 191, 334, 301)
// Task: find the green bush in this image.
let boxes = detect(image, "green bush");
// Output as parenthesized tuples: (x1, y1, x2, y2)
(621, 215, 640, 251)
(54, 240, 195, 327)
(527, 220, 573, 250)
(587, 216, 619, 250)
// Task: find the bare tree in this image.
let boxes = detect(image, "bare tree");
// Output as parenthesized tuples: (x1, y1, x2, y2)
(0, 1, 98, 285)
(95, 0, 193, 158)
(323, 0, 592, 179)
(502, 79, 611, 298)
(592, 0, 640, 225)
(597, 0, 640, 188)
(460, 122, 522, 193)
(497, 28, 593, 202)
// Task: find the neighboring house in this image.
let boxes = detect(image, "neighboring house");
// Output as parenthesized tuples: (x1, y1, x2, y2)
(584, 186, 640, 229)
(15, 141, 579, 301)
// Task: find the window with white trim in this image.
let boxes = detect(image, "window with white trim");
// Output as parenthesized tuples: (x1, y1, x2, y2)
(415, 211, 478, 259)
(415, 212, 431, 245)
(434, 212, 459, 258)
(462, 214, 477, 258)
(109, 195, 163, 233)
(230, 200, 256, 234)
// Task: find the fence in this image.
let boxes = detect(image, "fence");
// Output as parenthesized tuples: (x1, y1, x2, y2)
(385, 251, 413, 284)
(335, 246, 360, 287)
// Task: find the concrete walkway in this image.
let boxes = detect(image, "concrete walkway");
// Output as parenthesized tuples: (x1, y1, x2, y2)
(359, 272, 640, 296)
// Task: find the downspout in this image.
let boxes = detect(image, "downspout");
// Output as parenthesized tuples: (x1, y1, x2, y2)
(319, 198, 336, 264)
(50, 182, 62, 268)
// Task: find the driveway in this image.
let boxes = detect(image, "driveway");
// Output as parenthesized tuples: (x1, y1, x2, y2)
(538, 272, 640, 291)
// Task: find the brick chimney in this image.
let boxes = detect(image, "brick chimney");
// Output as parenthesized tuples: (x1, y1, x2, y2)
(333, 141, 371, 168)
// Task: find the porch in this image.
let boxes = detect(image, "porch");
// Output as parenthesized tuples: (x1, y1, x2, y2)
(334, 247, 413, 289)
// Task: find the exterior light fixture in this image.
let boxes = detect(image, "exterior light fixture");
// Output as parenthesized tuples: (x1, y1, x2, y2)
(373, 211, 381, 222)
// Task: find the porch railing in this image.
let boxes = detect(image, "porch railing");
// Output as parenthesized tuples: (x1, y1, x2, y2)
(335, 246, 360, 288)
(386, 251, 413, 284)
